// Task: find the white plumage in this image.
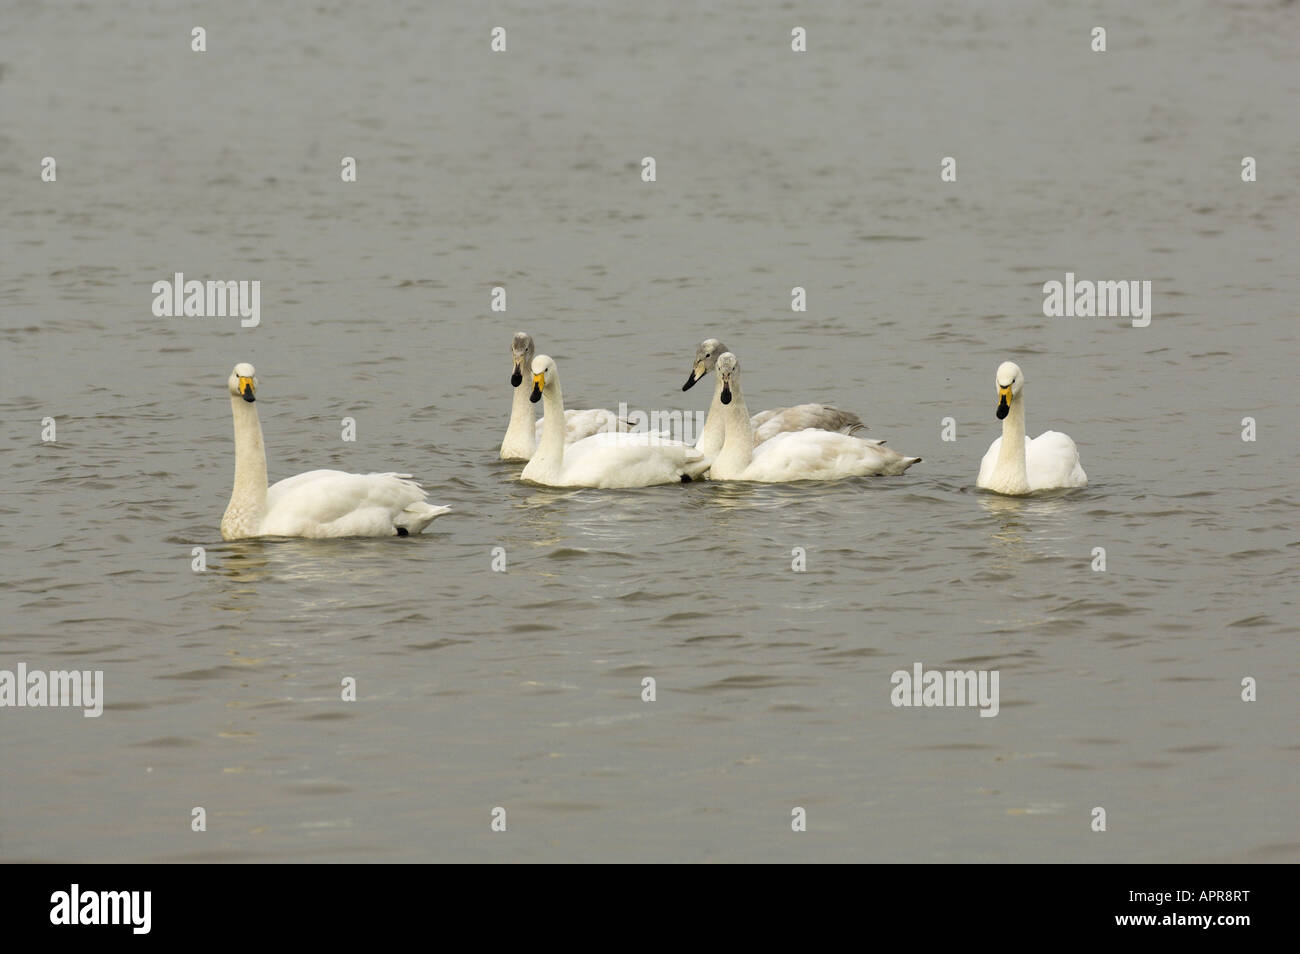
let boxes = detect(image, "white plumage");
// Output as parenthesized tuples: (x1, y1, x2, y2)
(500, 333, 626, 460)
(220, 363, 450, 540)
(533, 408, 622, 447)
(976, 361, 1087, 495)
(682, 339, 865, 457)
(706, 353, 920, 482)
(750, 403, 865, 445)
(260, 470, 446, 538)
(519, 355, 711, 488)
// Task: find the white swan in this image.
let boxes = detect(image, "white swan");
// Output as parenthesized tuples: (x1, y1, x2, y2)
(220, 363, 450, 539)
(520, 355, 711, 488)
(500, 333, 624, 460)
(708, 353, 920, 481)
(683, 338, 866, 457)
(976, 361, 1087, 495)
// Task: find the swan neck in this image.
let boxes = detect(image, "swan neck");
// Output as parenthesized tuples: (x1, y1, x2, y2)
(227, 395, 268, 529)
(691, 372, 723, 455)
(503, 378, 537, 455)
(712, 379, 754, 477)
(534, 379, 566, 467)
(995, 392, 1029, 485)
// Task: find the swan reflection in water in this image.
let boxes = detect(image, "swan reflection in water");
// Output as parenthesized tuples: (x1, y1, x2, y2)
(208, 536, 423, 612)
(977, 490, 1082, 564)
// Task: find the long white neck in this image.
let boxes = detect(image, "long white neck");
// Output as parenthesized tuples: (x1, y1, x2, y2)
(992, 392, 1030, 493)
(710, 379, 754, 479)
(695, 372, 727, 457)
(223, 396, 269, 537)
(530, 378, 568, 474)
(501, 376, 537, 458)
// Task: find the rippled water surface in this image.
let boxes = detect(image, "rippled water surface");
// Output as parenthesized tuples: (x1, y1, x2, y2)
(2, 0, 1298, 862)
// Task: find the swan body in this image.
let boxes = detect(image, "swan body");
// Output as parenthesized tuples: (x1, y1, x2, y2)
(707, 353, 920, 482)
(500, 333, 625, 460)
(976, 361, 1087, 495)
(751, 404, 865, 445)
(220, 363, 450, 539)
(683, 339, 865, 457)
(519, 355, 711, 488)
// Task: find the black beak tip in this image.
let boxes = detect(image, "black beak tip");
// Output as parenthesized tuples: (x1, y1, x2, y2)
(720, 386, 732, 405)
(243, 392, 256, 403)
(510, 370, 522, 387)
(682, 374, 697, 392)
(996, 403, 1008, 420)
(529, 384, 542, 403)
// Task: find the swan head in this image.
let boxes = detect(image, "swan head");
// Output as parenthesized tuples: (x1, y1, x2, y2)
(529, 354, 557, 404)
(995, 361, 1024, 419)
(683, 338, 728, 391)
(716, 352, 739, 405)
(510, 332, 535, 387)
(228, 362, 257, 403)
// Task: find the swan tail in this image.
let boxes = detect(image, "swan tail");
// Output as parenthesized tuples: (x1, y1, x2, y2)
(395, 502, 451, 535)
(828, 408, 867, 433)
(871, 447, 922, 476)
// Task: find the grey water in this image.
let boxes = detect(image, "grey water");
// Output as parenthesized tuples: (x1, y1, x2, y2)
(1, 0, 1297, 862)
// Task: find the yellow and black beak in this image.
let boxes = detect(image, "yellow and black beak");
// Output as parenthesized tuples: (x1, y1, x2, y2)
(239, 376, 256, 403)
(996, 385, 1011, 419)
(682, 362, 706, 392)
(530, 371, 545, 403)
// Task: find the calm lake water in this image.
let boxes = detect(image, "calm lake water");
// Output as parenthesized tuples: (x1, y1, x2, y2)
(2, 0, 1297, 862)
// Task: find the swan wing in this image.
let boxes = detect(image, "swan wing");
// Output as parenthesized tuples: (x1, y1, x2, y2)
(743, 430, 918, 482)
(1027, 431, 1088, 490)
(565, 407, 621, 441)
(751, 404, 866, 445)
(263, 470, 449, 537)
(548, 432, 710, 488)
(976, 437, 1003, 489)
